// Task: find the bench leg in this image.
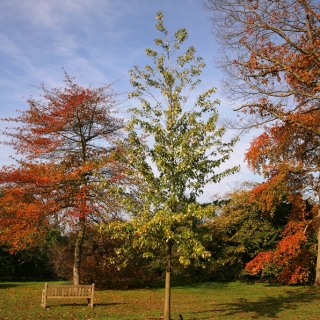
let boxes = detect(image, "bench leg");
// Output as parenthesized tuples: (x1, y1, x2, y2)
(41, 291, 46, 308)
(87, 298, 94, 307)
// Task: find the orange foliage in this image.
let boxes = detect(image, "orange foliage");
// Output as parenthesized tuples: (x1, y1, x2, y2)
(205, 0, 320, 135)
(0, 72, 126, 252)
(205, 0, 320, 284)
(246, 188, 317, 284)
(245, 226, 315, 284)
(245, 119, 319, 284)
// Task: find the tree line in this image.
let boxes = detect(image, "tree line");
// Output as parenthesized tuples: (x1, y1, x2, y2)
(0, 1, 319, 319)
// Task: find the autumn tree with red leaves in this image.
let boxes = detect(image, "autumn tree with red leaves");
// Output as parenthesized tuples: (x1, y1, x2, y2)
(204, 0, 320, 133)
(245, 190, 317, 284)
(0, 72, 125, 285)
(205, 0, 320, 284)
(245, 120, 320, 284)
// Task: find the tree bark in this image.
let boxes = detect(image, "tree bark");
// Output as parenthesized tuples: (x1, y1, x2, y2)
(315, 199, 320, 286)
(73, 217, 86, 285)
(164, 243, 172, 320)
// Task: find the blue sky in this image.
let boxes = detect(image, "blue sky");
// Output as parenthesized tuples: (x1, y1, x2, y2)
(0, 0, 262, 200)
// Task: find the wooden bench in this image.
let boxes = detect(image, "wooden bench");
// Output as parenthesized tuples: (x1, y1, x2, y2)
(41, 283, 95, 308)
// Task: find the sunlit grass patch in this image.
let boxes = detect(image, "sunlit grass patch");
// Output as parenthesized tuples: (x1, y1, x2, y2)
(0, 281, 320, 319)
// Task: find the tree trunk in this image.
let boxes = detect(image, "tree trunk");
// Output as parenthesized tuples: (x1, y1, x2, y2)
(164, 243, 172, 320)
(315, 200, 320, 286)
(73, 217, 86, 285)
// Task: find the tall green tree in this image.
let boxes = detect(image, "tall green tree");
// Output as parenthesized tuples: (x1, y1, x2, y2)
(125, 12, 239, 320)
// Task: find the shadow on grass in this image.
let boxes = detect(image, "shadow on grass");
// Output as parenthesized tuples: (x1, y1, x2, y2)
(146, 280, 233, 290)
(190, 289, 319, 319)
(47, 302, 127, 308)
(177, 282, 232, 289)
(0, 283, 23, 289)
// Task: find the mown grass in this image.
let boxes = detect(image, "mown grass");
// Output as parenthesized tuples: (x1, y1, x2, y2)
(0, 281, 320, 319)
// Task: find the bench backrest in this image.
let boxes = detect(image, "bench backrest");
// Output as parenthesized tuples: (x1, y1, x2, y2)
(44, 283, 94, 297)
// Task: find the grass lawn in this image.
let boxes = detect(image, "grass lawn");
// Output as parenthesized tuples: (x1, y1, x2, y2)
(0, 281, 320, 319)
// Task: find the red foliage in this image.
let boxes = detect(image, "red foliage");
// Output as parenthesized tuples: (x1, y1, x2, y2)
(246, 192, 317, 284)
(206, 0, 320, 134)
(245, 229, 314, 285)
(0, 72, 126, 252)
(244, 111, 319, 284)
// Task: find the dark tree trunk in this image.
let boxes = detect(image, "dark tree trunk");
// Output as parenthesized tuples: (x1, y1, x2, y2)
(73, 217, 86, 285)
